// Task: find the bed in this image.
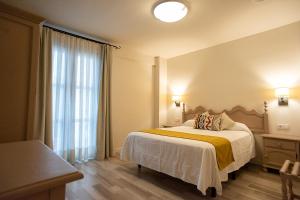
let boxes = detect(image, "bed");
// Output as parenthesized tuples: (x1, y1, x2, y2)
(120, 103, 269, 196)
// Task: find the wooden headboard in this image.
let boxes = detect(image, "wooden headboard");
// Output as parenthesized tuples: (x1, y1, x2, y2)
(182, 102, 269, 134)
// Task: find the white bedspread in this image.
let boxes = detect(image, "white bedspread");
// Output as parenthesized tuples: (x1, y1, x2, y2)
(120, 126, 255, 195)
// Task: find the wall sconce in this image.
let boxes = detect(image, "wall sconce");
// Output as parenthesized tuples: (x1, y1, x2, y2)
(172, 95, 181, 107)
(275, 87, 289, 106)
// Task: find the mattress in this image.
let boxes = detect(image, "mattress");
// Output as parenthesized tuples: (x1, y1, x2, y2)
(120, 125, 255, 195)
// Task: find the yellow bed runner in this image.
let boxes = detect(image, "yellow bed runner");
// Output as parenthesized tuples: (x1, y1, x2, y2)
(141, 129, 234, 170)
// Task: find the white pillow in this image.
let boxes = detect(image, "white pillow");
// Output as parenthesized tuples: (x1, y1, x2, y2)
(221, 112, 235, 130)
(228, 122, 251, 133)
(182, 119, 195, 127)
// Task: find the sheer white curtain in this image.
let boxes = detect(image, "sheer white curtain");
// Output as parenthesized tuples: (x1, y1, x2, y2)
(51, 30, 102, 163)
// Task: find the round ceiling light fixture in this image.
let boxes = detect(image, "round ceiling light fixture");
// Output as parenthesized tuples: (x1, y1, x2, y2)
(153, 0, 189, 23)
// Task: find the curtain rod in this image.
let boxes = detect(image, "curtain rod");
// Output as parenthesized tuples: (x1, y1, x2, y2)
(43, 24, 121, 49)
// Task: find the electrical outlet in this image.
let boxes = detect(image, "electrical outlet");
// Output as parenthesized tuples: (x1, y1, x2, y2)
(277, 124, 289, 130)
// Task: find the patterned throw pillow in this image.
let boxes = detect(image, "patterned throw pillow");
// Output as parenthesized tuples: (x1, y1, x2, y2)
(203, 114, 214, 130)
(194, 112, 222, 131)
(194, 111, 209, 129)
(211, 114, 222, 131)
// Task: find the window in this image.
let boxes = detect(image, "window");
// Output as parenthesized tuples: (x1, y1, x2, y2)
(52, 44, 101, 163)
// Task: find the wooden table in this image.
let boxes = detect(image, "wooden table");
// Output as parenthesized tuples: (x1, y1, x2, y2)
(0, 141, 83, 200)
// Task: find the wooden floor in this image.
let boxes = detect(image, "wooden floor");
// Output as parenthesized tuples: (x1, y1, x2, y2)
(66, 158, 300, 200)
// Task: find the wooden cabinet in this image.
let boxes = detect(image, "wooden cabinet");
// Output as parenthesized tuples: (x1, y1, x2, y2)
(0, 2, 44, 143)
(0, 141, 83, 200)
(262, 134, 300, 170)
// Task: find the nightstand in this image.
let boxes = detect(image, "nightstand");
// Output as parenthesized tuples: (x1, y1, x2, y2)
(262, 134, 300, 170)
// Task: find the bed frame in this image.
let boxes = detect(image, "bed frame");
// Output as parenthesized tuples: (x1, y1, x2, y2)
(182, 101, 269, 134)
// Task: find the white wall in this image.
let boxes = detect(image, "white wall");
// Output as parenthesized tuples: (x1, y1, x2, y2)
(166, 21, 300, 163)
(111, 47, 154, 154)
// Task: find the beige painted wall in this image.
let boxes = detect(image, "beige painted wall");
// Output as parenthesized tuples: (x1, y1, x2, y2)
(159, 58, 168, 127)
(153, 57, 168, 128)
(167, 21, 300, 163)
(111, 47, 154, 154)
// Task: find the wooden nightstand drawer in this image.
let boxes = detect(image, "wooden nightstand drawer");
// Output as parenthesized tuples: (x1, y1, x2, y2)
(264, 138, 297, 151)
(264, 147, 297, 168)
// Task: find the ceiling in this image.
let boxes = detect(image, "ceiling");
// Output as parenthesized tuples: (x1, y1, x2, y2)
(1, 0, 300, 58)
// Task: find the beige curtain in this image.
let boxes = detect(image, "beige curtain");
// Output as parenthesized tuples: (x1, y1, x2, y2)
(34, 26, 113, 160)
(31, 27, 53, 148)
(96, 45, 113, 160)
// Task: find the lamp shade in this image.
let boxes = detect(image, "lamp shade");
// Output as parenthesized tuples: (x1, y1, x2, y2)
(275, 87, 289, 97)
(172, 95, 181, 101)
